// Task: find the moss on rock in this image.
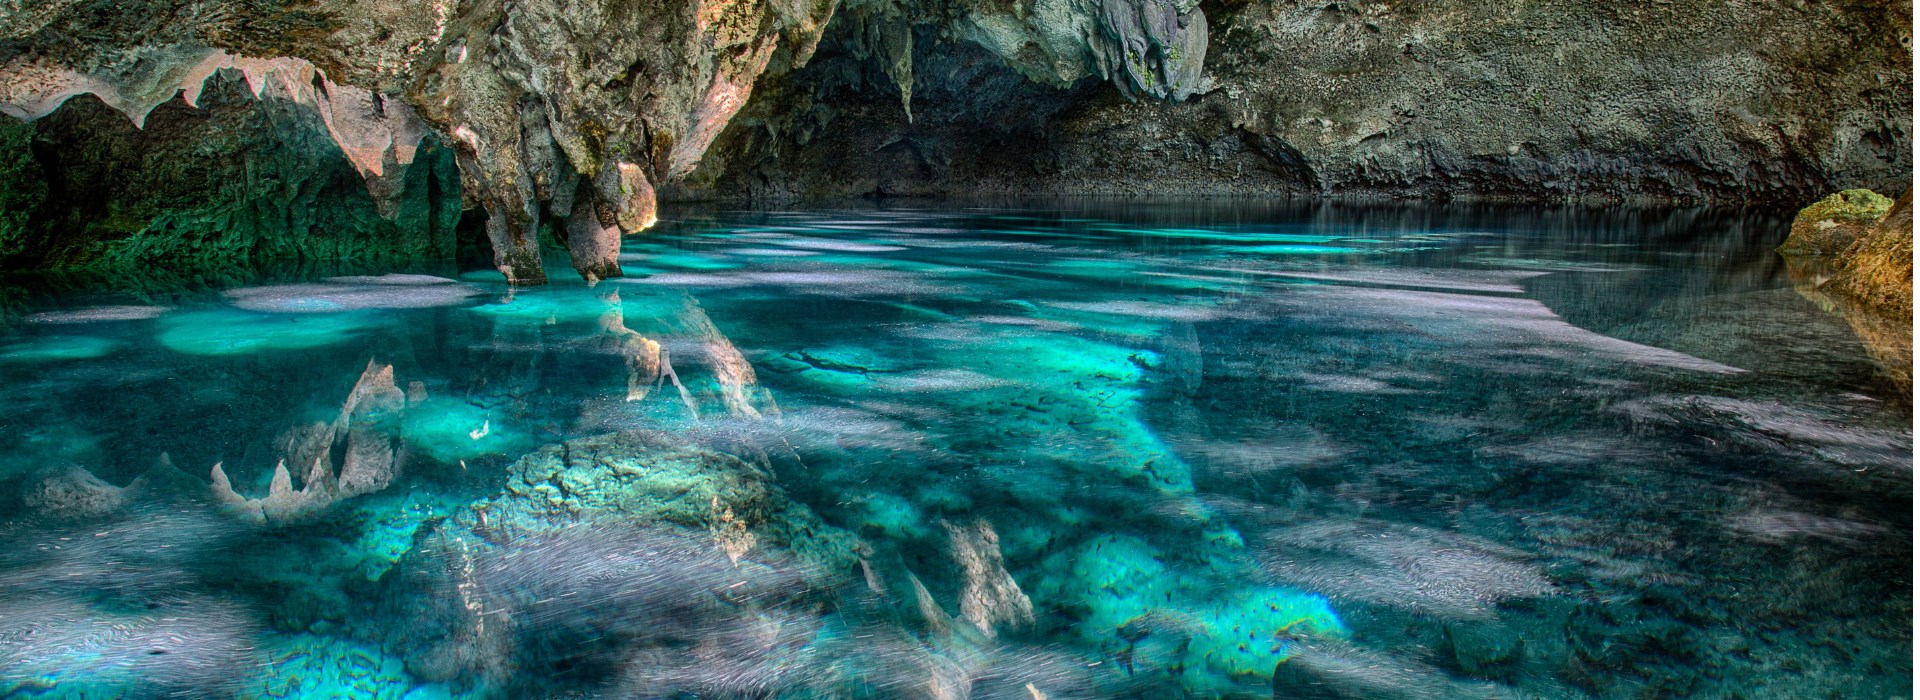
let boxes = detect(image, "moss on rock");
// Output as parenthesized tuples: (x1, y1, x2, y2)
(0, 118, 45, 262)
(1822, 189, 1913, 319)
(1779, 189, 1896, 255)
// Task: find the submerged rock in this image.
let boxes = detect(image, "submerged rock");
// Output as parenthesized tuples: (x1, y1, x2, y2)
(21, 466, 129, 519)
(20, 455, 207, 520)
(1778, 189, 1896, 255)
(467, 430, 857, 576)
(210, 360, 412, 524)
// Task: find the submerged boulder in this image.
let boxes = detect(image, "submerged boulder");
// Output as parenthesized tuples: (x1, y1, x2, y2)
(1779, 189, 1896, 256)
(398, 430, 860, 695)
(465, 430, 858, 578)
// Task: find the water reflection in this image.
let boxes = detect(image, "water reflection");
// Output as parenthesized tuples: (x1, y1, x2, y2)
(0, 202, 1908, 698)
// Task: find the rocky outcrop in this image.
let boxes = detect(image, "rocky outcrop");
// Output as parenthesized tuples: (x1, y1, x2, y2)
(1779, 189, 1896, 255)
(2, 0, 844, 283)
(679, 0, 1910, 204)
(1, 72, 462, 272)
(1781, 188, 1912, 390)
(1825, 189, 1914, 322)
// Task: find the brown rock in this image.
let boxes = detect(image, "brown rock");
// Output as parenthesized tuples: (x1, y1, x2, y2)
(1779, 189, 1896, 256)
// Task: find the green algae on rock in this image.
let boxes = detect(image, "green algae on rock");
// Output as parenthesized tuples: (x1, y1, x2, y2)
(1, 76, 463, 273)
(1778, 189, 1897, 256)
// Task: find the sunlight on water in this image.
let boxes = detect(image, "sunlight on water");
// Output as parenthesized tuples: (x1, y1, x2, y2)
(0, 202, 1908, 699)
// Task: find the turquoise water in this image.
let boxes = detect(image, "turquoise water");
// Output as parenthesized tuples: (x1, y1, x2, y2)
(0, 202, 1908, 699)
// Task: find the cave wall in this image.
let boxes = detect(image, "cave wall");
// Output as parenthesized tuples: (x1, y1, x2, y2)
(678, 0, 1913, 204)
(0, 0, 1909, 281)
(0, 73, 461, 272)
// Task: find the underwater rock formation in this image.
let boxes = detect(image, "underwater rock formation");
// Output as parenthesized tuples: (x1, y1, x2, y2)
(464, 429, 857, 574)
(19, 455, 208, 520)
(211, 360, 413, 523)
(389, 429, 863, 695)
(944, 519, 1035, 641)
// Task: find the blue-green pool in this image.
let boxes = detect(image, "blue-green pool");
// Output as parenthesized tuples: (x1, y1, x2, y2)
(0, 202, 1908, 698)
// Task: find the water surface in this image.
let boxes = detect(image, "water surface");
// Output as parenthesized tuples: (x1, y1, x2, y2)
(0, 202, 1909, 699)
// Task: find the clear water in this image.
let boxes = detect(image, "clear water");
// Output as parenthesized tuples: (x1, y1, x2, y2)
(0, 202, 1908, 699)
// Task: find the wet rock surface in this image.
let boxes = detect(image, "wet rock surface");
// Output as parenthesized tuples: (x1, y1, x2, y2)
(0, 73, 463, 272)
(1824, 188, 1914, 322)
(1780, 187, 1912, 390)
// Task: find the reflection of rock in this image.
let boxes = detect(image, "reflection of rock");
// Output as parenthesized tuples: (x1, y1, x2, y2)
(1780, 192, 1912, 389)
(210, 360, 411, 524)
(1823, 188, 1913, 321)
(1829, 291, 1911, 390)
(595, 290, 696, 412)
(656, 294, 778, 419)
(1778, 189, 1895, 255)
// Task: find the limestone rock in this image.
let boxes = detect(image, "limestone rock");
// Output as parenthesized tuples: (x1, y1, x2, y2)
(0, 0, 839, 283)
(944, 518, 1035, 640)
(469, 430, 858, 577)
(685, 0, 1909, 204)
(1779, 189, 1896, 256)
(0, 71, 462, 272)
(21, 466, 129, 519)
(210, 360, 413, 524)
(1823, 188, 1914, 321)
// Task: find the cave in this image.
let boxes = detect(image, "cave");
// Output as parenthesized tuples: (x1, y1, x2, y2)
(0, 0, 1910, 697)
